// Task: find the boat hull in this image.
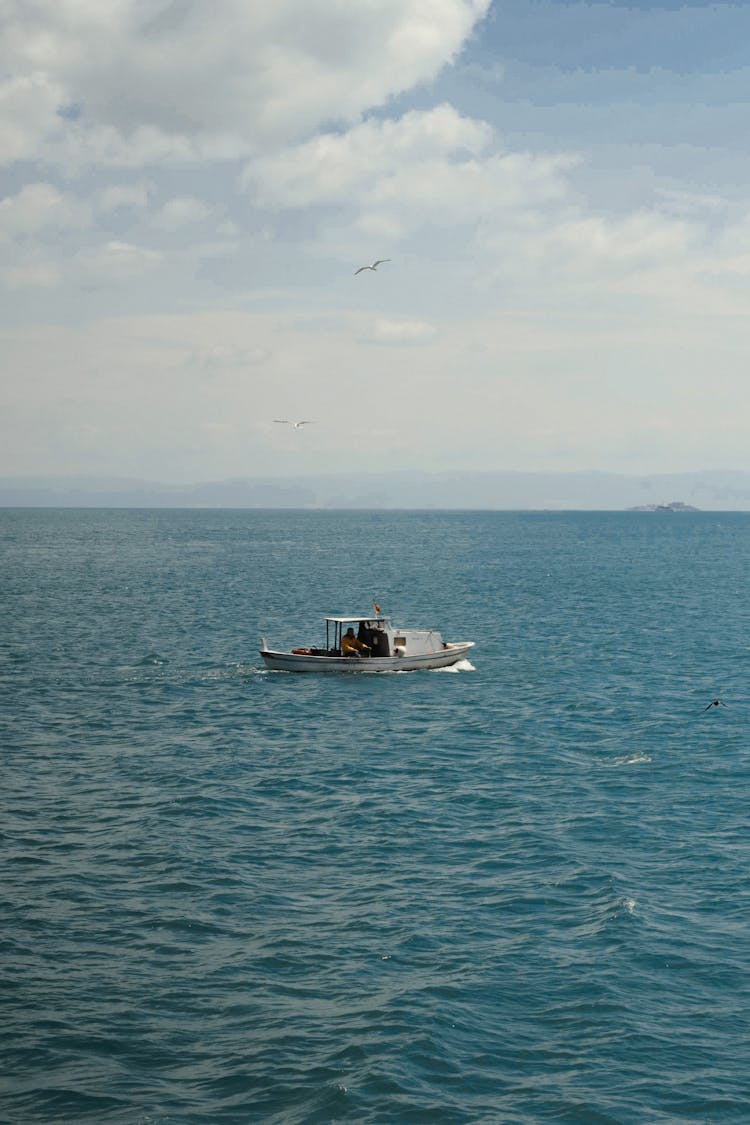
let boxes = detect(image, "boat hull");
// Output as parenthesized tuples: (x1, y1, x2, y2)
(260, 641, 474, 673)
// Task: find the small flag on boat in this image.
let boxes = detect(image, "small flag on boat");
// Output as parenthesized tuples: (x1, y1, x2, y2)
(373, 601, 381, 615)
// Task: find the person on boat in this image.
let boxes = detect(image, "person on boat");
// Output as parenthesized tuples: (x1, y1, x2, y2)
(342, 627, 370, 657)
(370, 626, 389, 657)
(358, 621, 374, 648)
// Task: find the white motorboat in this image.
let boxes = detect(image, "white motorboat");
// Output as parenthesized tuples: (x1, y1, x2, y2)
(260, 613, 474, 673)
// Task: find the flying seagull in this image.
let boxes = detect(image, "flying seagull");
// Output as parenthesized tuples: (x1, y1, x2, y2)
(704, 699, 727, 710)
(274, 420, 314, 428)
(355, 259, 391, 275)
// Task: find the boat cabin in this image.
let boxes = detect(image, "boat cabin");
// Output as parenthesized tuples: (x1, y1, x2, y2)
(320, 616, 447, 659)
(325, 615, 392, 657)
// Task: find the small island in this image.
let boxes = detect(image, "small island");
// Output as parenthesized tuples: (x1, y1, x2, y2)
(628, 500, 699, 512)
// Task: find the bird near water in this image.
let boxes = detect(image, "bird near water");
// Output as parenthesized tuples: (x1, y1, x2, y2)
(274, 420, 314, 429)
(704, 699, 727, 710)
(355, 259, 391, 274)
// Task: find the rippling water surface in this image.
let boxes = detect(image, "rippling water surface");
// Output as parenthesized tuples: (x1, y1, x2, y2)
(3, 509, 750, 1123)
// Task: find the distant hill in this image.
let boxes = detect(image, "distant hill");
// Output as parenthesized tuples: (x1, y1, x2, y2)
(627, 501, 700, 512)
(1, 470, 750, 509)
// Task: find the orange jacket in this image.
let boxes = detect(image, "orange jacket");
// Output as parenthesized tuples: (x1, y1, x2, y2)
(342, 633, 369, 654)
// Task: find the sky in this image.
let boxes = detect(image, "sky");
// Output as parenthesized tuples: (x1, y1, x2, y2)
(2, 0, 750, 483)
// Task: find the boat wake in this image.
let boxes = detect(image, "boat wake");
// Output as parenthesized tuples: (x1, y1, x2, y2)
(433, 659, 476, 673)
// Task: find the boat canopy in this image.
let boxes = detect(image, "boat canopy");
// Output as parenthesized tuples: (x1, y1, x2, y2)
(325, 615, 391, 624)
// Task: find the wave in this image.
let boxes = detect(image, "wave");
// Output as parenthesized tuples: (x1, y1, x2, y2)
(432, 659, 476, 673)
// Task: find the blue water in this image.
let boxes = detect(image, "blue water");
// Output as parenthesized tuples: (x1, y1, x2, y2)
(3, 508, 750, 1123)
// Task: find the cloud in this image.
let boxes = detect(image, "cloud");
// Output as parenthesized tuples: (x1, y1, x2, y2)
(97, 181, 153, 212)
(0, 74, 66, 163)
(4, 0, 750, 484)
(244, 102, 576, 262)
(151, 196, 214, 230)
(0, 183, 91, 286)
(478, 208, 696, 291)
(243, 100, 724, 308)
(1, 258, 63, 289)
(1, 0, 491, 169)
(199, 421, 236, 436)
(369, 318, 437, 343)
(189, 344, 271, 371)
(75, 240, 163, 285)
(246, 104, 494, 207)
(0, 182, 90, 238)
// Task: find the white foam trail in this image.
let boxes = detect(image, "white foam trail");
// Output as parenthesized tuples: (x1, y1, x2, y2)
(433, 659, 476, 673)
(603, 751, 651, 767)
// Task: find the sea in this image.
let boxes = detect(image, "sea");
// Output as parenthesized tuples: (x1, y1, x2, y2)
(2, 507, 750, 1124)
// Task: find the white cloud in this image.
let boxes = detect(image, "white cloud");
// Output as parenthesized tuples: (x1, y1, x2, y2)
(45, 123, 205, 172)
(1, 258, 62, 289)
(245, 100, 720, 309)
(1, 0, 491, 169)
(0, 183, 91, 286)
(189, 344, 271, 370)
(246, 105, 495, 208)
(539, 212, 693, 269)
(476, 208, 697, 293)
(3, 295, 750, 482)
(0, 74, 66, 163)
(4, 0, 750, 483)
(654, 187, 727, 218)
(75, 240, 162, 284)
(199, 421, 236, 436)
(244, 103, 577, 262)
(97, 181, 153, 212)
(369, 318, 437, 343)
(151, 196, 214, 230)
(0, 183, 90, 238)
